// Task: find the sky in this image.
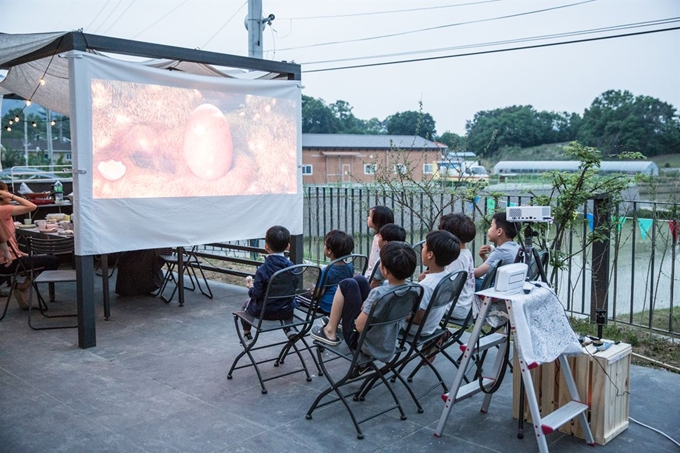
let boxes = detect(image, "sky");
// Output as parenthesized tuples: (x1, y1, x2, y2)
(1, 0, 679, 136)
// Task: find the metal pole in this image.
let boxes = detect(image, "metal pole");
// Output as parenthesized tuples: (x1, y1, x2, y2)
(23, 115, 29, 165)
(46, 109, 54, 171)
(247, 0, 263, 58)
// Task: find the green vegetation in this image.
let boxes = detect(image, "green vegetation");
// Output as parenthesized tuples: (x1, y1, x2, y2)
(651, 154, 680, 168)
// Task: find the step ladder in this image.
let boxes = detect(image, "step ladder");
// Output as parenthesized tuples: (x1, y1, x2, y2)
(434, 292, 595, 453)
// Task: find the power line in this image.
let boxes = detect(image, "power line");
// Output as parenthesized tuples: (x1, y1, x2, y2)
(85, 1, 112, 32)
(201, 1, 247, 49)
(278, 0, 504, 20)
(131, 0, 189, 40)
(101, 0, 138, 35)
(93, 0, 123, 33)
(300, 17, 680, 66)
(276, 0, 595, 52)
(303, 25, 680, 73)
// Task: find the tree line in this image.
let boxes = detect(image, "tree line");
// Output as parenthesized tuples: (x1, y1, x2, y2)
(302, 90, 680, 158)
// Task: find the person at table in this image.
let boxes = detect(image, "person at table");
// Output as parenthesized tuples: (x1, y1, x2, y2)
(0, 184, 60, 310)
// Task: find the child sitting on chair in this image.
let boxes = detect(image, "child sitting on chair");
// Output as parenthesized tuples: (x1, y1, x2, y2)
(241, 225, 295, 343)
(317, 229, 355, 314)
(310, 241, 417, 363)
(369, 223, 406, 288)
(475, 212, 520, 290)
(439, 213, 477, 320)
(408, 230, 460, 336)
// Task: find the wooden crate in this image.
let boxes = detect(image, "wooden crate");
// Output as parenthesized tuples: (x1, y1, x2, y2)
(512, 342, 631, 445)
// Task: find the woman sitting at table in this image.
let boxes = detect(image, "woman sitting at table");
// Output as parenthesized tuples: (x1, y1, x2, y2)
(0, 183, 60, 310)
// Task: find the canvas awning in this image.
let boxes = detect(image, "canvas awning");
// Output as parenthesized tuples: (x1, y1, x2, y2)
(0, 31, 299, 115)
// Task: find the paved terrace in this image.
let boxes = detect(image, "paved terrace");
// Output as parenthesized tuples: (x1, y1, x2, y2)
(1, 276, 679, 453)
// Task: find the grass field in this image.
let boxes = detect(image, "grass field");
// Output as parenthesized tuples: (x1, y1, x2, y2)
(650, 154, 680, 168)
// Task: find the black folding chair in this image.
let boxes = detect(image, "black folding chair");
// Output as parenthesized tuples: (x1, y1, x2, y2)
(228, 264, 322, 394)
(305, 283, 423, 439)
(295, 254, 368, 373)
(382, 270, 469, 409)
(25, 236, 78, 330)
(156, 245, 213, 304)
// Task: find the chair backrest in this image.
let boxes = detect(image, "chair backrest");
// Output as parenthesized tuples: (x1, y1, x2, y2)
(27, 236, 74, 257)
(436, 270, 470, 326)
(407, 270, 467, 340)
(367, 258, 381, 284)
(354, 283, 423, 363)
(411, 240, 426, 281)
(317, 253, 368, 292)
(479, 260, 501, 291)
(259, 264, 322, 321)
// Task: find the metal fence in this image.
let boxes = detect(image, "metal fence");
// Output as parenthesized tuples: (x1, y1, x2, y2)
(301, 186, 679, 336)
(196, 186, 677, 335)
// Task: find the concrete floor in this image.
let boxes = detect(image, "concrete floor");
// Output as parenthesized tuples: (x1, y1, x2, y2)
(0, 274, 678, 453)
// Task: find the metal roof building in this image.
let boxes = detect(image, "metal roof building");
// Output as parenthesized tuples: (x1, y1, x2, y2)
(302, 133, 445, 151)
(493, 160, 659, 176)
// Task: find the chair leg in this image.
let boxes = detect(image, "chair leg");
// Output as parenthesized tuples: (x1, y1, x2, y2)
(27, 280, 77, 331)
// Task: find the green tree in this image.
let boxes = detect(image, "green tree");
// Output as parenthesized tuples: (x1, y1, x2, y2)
(438, 131, 466, 150)
(301, 95, 341, 133)
(465, 105, 580, 157)
(384, 109, 436, 138)
(577, 89, 680, 157)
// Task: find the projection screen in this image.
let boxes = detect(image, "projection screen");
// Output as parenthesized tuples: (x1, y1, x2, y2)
(68, 51, 302, 256)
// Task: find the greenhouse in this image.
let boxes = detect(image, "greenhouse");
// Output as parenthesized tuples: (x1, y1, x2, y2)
(493, 160, 659, 176)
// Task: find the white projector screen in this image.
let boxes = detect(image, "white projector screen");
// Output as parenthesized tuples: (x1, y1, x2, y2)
(68, 51, 302, 255)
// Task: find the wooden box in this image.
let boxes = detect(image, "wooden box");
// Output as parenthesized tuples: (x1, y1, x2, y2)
(512, 342, 631, 445)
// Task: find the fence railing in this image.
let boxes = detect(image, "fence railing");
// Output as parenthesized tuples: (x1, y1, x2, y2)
(199, 186, 678, 336)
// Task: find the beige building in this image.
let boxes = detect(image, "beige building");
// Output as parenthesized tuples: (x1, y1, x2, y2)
(302, 134, 446, 185)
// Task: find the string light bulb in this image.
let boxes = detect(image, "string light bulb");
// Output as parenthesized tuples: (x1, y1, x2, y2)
(14, 115, 20, 122)
(25, 100, 32, 106)
(5, 126, 11, 132)
(8, 120, 13, 125)
(50, 120, 56, 126)
(39, 78, 46, 86)
(32, 121, 37, 127)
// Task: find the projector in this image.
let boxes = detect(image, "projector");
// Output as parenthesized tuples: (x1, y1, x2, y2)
(506, 206, 552, 223)
(494, 263, 528, 292)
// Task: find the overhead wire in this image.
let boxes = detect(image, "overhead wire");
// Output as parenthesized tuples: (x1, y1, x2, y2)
(303, 25, 680, 73)
(201, 1, 247, 48)
(278, 0, 504, 20)
(275, 0, 595, 52)
(85, 0, 112, 32)
(300, 17, 680, 66)
(131, 0, 189, 40)
(93, 0, 123, 34)
(100, 0, 138, 35)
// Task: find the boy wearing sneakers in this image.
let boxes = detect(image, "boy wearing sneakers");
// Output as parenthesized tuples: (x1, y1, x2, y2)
(242, 225, 296, 343)
(311, 241, 417, 363)
(439, 213, 477, 320)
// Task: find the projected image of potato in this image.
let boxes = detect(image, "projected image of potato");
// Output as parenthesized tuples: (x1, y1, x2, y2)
(183, 104, 233, 181)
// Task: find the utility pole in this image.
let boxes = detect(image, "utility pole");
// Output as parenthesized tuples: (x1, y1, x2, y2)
(246, 0, 274, 58)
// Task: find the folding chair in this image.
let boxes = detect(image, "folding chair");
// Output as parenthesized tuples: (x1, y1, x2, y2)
(25, 236, 78, 330)
(295, 254, 368, 371)
(305, 283, 423, 439)
(156, 246, 212, 304)
(0, 264, 45, 322)
(228, 264, 322, 394)
(381, 270, 469, 409)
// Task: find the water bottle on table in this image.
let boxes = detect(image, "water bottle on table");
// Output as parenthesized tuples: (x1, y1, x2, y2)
(53, 180, 63, 204)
